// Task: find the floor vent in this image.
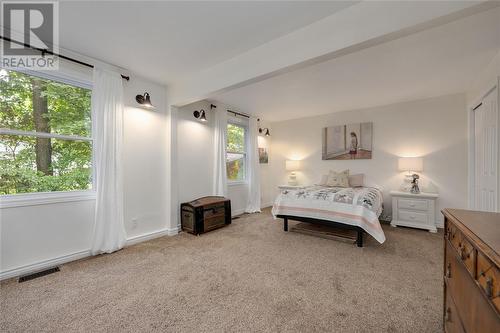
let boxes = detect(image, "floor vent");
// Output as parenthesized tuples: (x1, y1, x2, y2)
(18, 267, 60, 283)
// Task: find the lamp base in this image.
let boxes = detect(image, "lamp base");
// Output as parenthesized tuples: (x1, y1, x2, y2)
(410, 185, 421, 194)
(288, 173, 298, 186)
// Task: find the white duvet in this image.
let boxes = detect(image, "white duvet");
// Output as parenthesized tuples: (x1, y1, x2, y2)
(272, 185, 386, 244)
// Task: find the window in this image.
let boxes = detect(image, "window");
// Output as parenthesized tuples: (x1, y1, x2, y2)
(226, 122, 247, 182)
(0, 69, 92, 195)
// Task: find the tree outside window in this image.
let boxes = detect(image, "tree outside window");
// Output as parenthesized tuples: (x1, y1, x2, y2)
(226, 123, 246, 182)
(0, 69, 92, 195)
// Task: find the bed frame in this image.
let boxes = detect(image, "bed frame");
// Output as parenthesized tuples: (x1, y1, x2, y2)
(276, 215, 365, 247)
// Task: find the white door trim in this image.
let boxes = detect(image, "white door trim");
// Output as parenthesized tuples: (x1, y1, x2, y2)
(467, 77, 500, 210)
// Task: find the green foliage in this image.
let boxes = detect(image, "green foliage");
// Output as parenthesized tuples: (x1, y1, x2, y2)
(226, 155, 245, 181)
(226, 124, 244, 153)
(0, 70, 92, 194)
(226, 123, 245, 181)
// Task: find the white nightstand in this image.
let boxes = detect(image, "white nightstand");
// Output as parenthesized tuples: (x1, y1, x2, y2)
(278, 185, 305, 191)
(390, 190, 438, 233)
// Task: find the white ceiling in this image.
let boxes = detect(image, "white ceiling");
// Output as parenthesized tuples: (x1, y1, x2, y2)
(59, 1, 356, 85)
(214, 7, 500, 122)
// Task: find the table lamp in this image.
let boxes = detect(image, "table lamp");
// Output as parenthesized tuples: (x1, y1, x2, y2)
(398, 157, 423, 194)
(286, 160, 300, 185)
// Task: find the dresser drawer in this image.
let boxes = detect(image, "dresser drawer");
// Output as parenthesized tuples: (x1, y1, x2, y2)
(446, 222, 462, 253)
(444, 290, 465, 333)
(398, 198, 428, 211)
(477, 252, 500, 313)
(458, 236, 476, 276)
(398, 210, 428, 223)
(446, 226, 476, 276)
(445, 241, 500, 333)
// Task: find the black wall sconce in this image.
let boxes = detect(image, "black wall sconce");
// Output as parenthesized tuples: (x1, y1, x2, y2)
(193, 109, 207, 122)
(136, 92, 154, 109)
(193, 104, 216, 122)
(258, 118, 270, 136)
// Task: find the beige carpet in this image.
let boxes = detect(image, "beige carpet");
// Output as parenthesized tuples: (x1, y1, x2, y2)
(1, 209, 443, 332)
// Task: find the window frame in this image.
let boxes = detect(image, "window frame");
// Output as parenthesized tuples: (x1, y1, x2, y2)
(226, 120, 248, 185)
(0, 67, 95, 206)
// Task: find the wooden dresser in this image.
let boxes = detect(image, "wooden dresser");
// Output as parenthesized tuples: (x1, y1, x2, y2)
(181, 196, 231, 235)
(442, 209, 500, 333)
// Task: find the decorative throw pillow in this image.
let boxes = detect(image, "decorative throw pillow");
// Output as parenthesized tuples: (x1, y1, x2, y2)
(326, 170, 349, 187)
(318, 174, 328, 185)
(349, 174, 365, 187)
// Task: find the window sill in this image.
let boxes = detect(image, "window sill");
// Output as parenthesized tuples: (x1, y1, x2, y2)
(228, 181, 248, 187)
(0, 191, 96, 209)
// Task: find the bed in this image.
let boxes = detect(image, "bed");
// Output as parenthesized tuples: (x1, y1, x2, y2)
(271, 185, 386, 247)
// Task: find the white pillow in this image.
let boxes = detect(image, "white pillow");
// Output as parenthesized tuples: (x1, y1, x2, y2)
(318, 174, 329, 185)
(348, 174, 365, 187)
(326, 170, 349, 187)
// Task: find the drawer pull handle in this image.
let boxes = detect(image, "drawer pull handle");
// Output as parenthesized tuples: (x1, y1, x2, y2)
(486, 277, 493, 297)
(446, 263, 451, 279)
(460, 246, 473, 260)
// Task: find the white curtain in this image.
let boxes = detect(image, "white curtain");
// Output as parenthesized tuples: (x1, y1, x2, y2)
(245, 117, 261, 213)
(90, 67, 126, 255)
(213, 108, 228, 196)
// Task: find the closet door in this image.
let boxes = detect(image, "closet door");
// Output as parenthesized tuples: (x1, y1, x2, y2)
(474, 88, 498, 212)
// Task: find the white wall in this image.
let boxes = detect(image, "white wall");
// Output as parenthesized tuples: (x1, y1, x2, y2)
(467, 49, 500, 106)
(176, 100, 214, 204)
(0, 199, 95, 278)
(266, 94, 468, 226)
(0, 68, 171, 279)
(175, 100, 271, 217)
(123, 76, 171, 238)
(258, 121, 273, 208)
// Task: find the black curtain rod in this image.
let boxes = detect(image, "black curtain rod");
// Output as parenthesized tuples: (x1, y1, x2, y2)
(0, 36, 130, 81)
(227, 109, 249, 118)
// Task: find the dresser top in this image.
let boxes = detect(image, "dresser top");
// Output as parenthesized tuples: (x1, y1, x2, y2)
(442, 209, 500, 264)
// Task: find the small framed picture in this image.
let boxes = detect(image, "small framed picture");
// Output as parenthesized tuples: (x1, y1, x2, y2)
(259, 147, 268, 164)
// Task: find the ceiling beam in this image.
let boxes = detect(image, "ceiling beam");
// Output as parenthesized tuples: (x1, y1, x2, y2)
(169, 0, 497, 107)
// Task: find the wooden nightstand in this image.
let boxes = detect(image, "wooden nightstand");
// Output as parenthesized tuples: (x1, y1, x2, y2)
(390, 190, 438, 233)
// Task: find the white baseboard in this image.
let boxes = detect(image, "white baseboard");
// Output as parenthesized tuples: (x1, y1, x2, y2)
(231, 203, 273, 217)
(261, 202, 273, 209)
(0, 226, 180, 281)
(232, 208, 246, 217)
(126, 226, 178, 246)
(0, 249, 91, 281)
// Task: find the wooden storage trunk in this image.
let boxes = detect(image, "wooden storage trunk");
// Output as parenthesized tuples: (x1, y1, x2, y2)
(180, 196, 231, 235)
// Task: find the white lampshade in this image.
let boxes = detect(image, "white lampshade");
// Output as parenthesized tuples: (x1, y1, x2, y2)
(398, 157, 423, 172)
(285, 160, 300, 171)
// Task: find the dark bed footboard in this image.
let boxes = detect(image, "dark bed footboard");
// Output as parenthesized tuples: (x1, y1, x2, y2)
(277, 215, 364, 247)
